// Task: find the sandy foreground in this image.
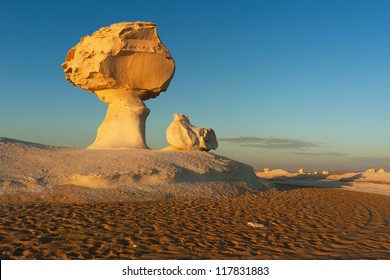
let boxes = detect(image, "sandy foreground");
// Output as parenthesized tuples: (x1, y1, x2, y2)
(1, 186, 390, 260)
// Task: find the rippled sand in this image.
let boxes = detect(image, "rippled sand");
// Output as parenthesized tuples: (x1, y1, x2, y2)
(1, 187, 390, 259)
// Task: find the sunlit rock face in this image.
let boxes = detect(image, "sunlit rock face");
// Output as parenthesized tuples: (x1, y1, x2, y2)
(62, 22, 175, 98)
(166, 113, 218, 151)
(365, 168, 376, 173)
(62, 22, 175, 149)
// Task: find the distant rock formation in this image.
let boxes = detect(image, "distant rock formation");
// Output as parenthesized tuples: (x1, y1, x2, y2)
(62, 22, 175, 149)
(272, 169, 291, 176)
(378, 168, 385, 173)
(263, 168, 270, 173)
(298, 168, 305, 174)
(365, 168, 376, 173)
(322, 170, 329, 175)
(166, 114, 218, 151)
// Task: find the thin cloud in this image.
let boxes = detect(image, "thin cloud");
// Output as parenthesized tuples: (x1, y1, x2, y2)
(219, 136, 322, 149)
(293, 152, 346, 157)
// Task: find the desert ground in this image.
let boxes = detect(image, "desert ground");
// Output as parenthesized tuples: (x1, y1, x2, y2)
(1, 138, 390, 260)
(1, 186, 390, 259)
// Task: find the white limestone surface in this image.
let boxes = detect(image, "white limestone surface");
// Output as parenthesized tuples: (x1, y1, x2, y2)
(256, 169, 390, 196)
(166, 114, 218, 151)
(0, 137, 269, 203)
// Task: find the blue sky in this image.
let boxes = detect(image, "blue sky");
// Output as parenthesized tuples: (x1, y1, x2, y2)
(0, 0, 389, 171)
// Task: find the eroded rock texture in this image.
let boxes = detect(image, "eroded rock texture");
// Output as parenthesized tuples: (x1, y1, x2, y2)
(166, 114, 218, 151)
(62, 22, 175, 149)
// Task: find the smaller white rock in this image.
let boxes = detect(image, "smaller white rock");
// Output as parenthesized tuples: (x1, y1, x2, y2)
(365, 168, 376, 173)
(247, 222, 265, 229)
(298, 168, 305, 174)
(166, 113, 218, 151)
(378, 168, 385, 173)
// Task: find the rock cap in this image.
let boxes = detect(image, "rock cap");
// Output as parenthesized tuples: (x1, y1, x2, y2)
(62, 21, 175, 100)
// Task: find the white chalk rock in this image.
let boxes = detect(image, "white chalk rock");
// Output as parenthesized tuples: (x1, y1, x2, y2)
(322, 170, 329, 175)
(247, 222, 265, 229)
(62, 22, 175, 149)
(166, 114, 218, 151)
(298, 168, 305, 174)
(378, 168, 385, 173)
(365, 168, 376, 173)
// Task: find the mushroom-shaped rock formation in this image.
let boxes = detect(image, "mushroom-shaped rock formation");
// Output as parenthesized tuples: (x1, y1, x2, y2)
(166, 113, 218, 151)
(62, 22, 175, 149)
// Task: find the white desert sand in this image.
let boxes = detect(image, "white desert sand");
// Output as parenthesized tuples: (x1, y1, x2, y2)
(0, 137, 269, 203)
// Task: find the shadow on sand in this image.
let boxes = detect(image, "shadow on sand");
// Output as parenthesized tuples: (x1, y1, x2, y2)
(264, 173, 365, 191)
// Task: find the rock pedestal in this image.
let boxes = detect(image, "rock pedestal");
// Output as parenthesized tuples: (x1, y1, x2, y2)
(62, 22, 175, 149)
